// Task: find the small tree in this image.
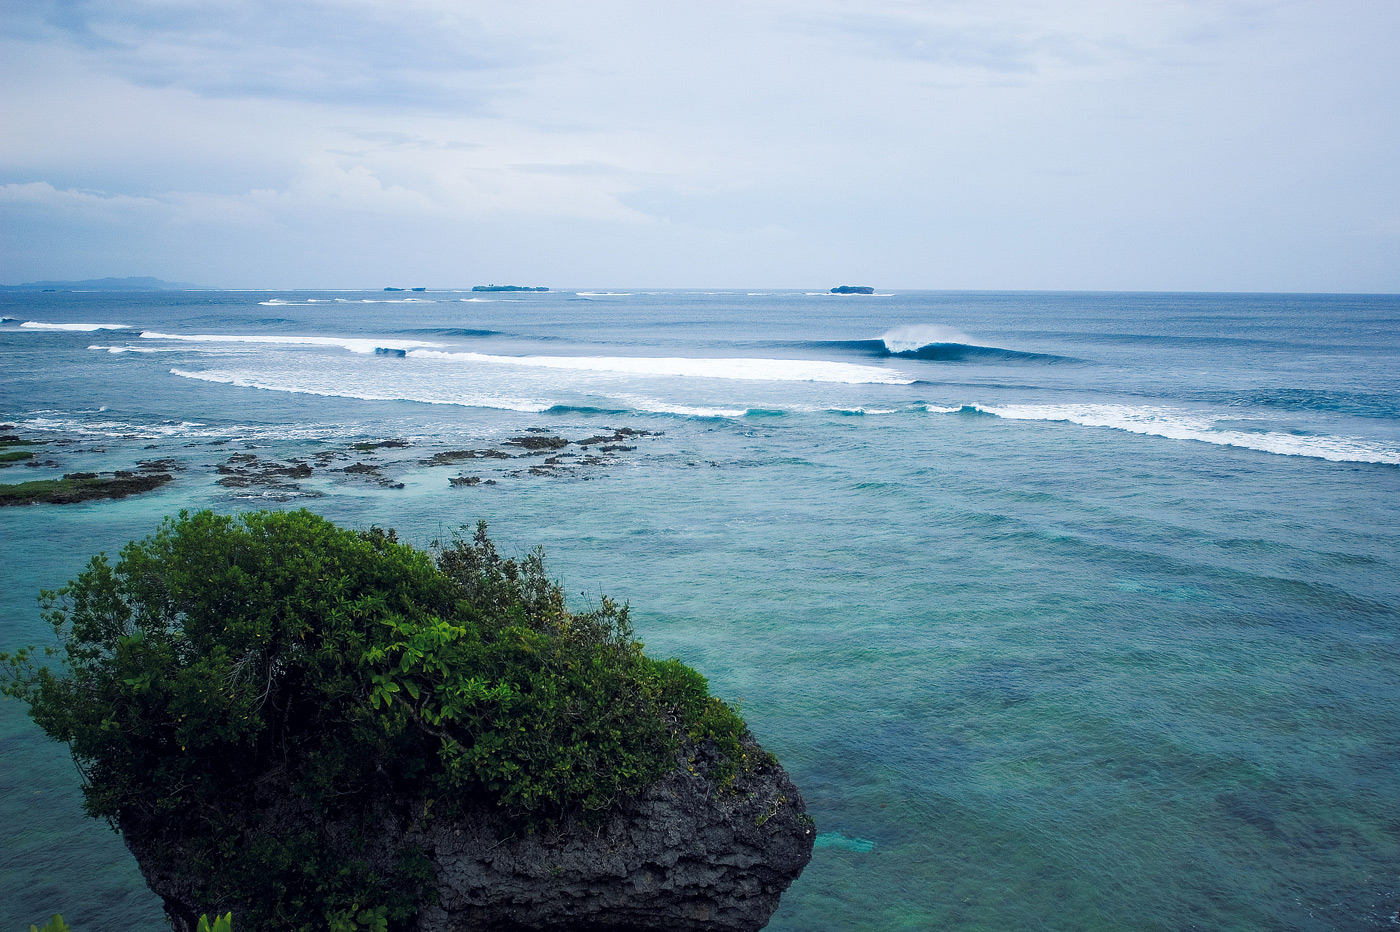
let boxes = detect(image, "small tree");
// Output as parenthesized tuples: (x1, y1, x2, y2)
(3, 510, 748, 932)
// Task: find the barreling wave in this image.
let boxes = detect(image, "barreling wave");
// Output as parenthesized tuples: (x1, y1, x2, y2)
(960, 403, 1400, 465)
(767, 325, 1077, 363)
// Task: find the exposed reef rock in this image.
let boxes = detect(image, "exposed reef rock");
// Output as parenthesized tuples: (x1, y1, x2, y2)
(132, 736, 812, 932)
(0, 470, 173, 506)
(420, 738, 812, 932)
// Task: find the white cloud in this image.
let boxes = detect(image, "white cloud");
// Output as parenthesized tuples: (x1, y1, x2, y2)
(1, 0, 1398, 289)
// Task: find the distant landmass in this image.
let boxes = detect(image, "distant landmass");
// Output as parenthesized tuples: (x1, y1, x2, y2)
(0, 276, 204, 292)
(472, 284, 549, 292)
(830, 285, 875, 295)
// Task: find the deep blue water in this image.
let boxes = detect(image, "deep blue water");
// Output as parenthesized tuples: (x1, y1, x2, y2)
(2, 289, 1398, 931)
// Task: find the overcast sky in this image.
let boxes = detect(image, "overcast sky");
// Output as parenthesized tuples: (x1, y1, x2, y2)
(1, 0, 1396, 290)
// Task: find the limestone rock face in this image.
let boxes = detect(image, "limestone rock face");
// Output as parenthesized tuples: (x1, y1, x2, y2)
(128, 736, 813, 932)
(418, 738, 814, 932)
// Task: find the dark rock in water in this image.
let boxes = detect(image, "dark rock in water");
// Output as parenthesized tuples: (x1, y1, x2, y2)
(353, 439, 410, 451)
(137, 459, 183, 472)
(384, 286, 406, 291)
(471, 284, 549, 292)
(507, 435, 570, 451)
(132, 737, 812, 932)
(579, 428, 654, 446)
(375, 346, 407, 357)
(423, 449, 513, 466)
(449, 475, 482, 486)
(0, 470, 173, 506)
(411, 287, 427, 292)
(830, 285, 874, 295)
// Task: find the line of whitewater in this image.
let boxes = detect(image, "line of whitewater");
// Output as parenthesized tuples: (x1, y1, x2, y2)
(963, 403, 1400, 465)
(18, 321, 132, 331)
(133, 330, 913, 384)
(409, 349, 913, 384)
(140, 332, 443, 353)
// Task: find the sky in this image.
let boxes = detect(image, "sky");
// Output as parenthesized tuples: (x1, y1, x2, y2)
(1, 0, 1397, 291)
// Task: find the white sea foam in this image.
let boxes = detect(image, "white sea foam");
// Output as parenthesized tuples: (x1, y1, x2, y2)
(332, 297, 435, 304)
(880, 324, 979, 353)
(20, 321, 131, 331)
(88, 344, 175, 354)
(611, 395, 749, 418)
(140, 332, 443, 354)
(460, 298, 491, 302)
(258, 299, 326, 305)
(967, 403, 1400, 465)
(21, 414, 354, 441)
(168, 369, 553, 413)
(410, 350, 913, 384)
(575, 292, 631, 297)
(22, 416, 211, 438)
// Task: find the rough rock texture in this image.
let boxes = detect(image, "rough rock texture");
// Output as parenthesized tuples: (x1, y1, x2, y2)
(126, 736, 813, 932)
(418, 738, 813, 932)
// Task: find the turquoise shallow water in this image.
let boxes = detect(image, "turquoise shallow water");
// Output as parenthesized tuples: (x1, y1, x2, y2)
(2, 290, 1398, 930)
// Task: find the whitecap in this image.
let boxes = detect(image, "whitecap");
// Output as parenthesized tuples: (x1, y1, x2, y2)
(965, 403, 1400, 465)
(611, 395, 749, 418)
(140, 331, 443, 354)
(333, 298, 436, 304)
(880, 324, 979, 354)
(88, 344, 171, 354)
(409, 350, 913, 385)
(20, 321, 131, 331)
(168, 368, 552, 413)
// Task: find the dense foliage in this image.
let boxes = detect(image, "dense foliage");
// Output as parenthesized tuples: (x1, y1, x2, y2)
(1, 510, 749, 932)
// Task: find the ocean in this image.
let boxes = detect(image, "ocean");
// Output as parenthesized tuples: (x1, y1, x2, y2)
(1, 288, 1397, 931)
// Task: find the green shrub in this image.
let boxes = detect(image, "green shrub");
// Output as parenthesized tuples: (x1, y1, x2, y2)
(2, 511, 750, 932)
(27, 914, 229, 932)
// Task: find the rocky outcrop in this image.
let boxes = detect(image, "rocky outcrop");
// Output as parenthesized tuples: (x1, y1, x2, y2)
(128, 736, 813, 932)
(419, 737, 813, 932)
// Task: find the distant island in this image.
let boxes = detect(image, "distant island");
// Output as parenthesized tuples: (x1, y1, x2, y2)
(472, 284, 549, 292)
(0, 276, 203, 292)
(830, 285, 875, 295)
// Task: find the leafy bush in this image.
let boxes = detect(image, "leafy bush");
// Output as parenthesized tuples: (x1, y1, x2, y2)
(28, 914, 230, 932)
(2, 510, 750, 932)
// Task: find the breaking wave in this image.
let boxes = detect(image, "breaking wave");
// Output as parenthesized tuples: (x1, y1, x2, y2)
(961, 403, 1400, 465)
(409, 350, 914, 384)
(140, 332, 443, 354)
(20, 321, 131, 331)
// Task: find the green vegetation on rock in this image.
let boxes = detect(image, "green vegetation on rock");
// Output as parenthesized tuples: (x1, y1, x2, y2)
(0, 471, 173, 506)
(1, 510, 750, 931)
(29, 913, 230, 932)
